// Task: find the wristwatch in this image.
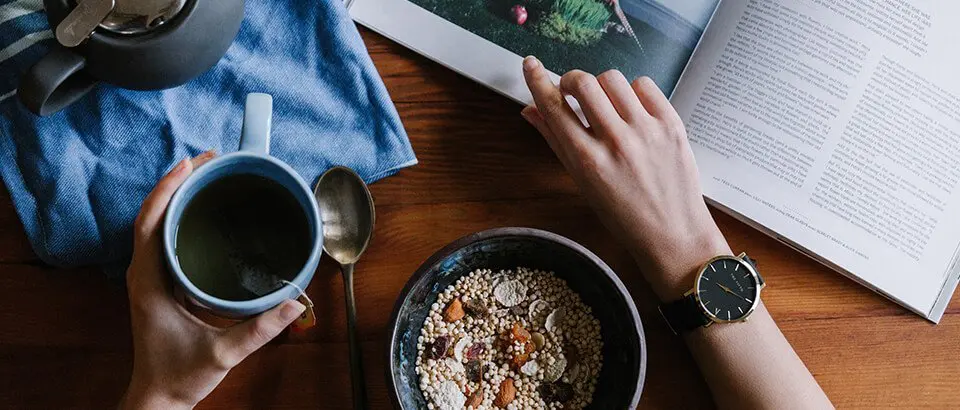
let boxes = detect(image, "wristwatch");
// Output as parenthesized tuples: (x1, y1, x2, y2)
(658, 253, 764, 334)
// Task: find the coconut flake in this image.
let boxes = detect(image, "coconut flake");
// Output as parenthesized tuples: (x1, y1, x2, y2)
(453, 336, 472, 362)
(433, 380, 466, 410)
(545, 308, 564, 333)
(493, 280, 527, 307)
(528, 299, 551, 326)
(444, 357, 465, 374)
(520, 360, 540, 376)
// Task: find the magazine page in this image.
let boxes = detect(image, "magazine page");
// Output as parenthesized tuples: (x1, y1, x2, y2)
(351, 0, 720, 102)
(670, 0, 960, 321)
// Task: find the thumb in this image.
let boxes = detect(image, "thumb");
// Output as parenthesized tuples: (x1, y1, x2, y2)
(219, 299, 305, 367)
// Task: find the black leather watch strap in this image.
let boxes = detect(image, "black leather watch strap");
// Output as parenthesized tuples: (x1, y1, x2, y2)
(658, 294, 711, 335)
(742, 255, 764, 286)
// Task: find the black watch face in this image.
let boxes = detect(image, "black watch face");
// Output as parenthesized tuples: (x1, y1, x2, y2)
(696, 257, 760, 322)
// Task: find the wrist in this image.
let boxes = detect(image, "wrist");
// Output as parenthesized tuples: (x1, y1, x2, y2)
(120, 378, 194, 410)
(633, 222, 731, 301)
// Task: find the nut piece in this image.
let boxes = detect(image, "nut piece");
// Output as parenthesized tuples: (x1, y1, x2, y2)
(466, 389, 483, 408)
(531, 332, 546, 350)
(443, 298, 466, 322)
(494, 378, 517, 408)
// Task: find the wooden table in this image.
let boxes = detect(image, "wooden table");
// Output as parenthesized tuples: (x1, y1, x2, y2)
(1, 28, 958, 409)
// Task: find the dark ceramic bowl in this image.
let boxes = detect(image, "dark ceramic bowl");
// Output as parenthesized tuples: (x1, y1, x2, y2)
(387, 227, 646, 408)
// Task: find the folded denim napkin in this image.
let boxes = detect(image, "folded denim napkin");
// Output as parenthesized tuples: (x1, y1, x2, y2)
(0, 0, 416, 268)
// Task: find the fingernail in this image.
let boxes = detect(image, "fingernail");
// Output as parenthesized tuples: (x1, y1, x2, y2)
(523, 56, 540, 72)
(198, 150, 216, 160)
(280, 300, 306, 322)
(520, 108, 531, 122)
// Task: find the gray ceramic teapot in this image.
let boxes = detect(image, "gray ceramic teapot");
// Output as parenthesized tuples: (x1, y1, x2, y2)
(18, 0, 244, 115)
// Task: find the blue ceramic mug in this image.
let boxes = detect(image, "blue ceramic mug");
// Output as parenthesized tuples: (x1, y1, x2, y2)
(162, 93, 323, 317)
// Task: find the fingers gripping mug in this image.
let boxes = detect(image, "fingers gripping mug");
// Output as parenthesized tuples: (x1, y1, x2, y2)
(163, 93, 322, 318)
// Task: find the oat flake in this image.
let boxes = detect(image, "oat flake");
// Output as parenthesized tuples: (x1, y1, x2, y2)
(545, 356, 568, 382)
(494, 280, 527, 307)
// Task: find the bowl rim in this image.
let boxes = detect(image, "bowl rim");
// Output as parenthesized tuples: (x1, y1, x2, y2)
(385, 227, 646, 409)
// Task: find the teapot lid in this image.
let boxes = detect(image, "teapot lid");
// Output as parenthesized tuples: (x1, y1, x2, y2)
(99, 0, 187, 34)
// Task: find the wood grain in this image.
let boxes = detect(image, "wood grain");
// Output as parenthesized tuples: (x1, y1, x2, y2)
(0, 25, 956, 409)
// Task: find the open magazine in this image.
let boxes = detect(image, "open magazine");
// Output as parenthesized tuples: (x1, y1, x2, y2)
(351, 0, 960, 322)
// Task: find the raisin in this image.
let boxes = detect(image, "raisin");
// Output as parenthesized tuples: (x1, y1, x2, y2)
(466, 360, 483, 382)
(465, 342, 485, 360)
(553, 382, 574, 402)
(462, 299, 489, 317)
(538, 382, 574, 403)
(428, 335, 451, 359)
(537, 383, 557, 403)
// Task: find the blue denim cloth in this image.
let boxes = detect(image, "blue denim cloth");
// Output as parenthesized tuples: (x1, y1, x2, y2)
(0, 0, 416, 268)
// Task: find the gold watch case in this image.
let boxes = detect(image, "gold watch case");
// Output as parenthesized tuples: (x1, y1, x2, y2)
(683, 252, 765, 326)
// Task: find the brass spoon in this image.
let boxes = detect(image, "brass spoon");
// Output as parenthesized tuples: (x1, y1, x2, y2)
(315, 166, 374, 410)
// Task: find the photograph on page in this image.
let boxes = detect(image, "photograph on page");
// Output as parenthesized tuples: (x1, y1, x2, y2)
(403, 0, 718, 94)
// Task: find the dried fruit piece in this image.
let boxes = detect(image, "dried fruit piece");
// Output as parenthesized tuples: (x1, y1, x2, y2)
(466, 389, 483, 408)
(464, 342, 485, 361)
(494, 280, 527, 307)
(443, 298, 465, 322)
(494, 378, 517, 407)
(453, 336, 472, 361)
(465, 360, 483, 382)
(531, 332, 546, 350)
(462, 299, 489, 317)
(539, 381, 575, 403)
(553, 382, 574, 402)
(510, 351, 530, 370)
(511, 323, 531, 343)
(428, 335, 452, 360)
(520, 360, 539, 376)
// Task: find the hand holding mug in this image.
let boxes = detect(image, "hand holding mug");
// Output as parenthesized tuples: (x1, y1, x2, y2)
(121, 152, 305, 410)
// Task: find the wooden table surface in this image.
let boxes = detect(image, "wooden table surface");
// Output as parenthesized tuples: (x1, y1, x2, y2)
(1, 28, 958, 409)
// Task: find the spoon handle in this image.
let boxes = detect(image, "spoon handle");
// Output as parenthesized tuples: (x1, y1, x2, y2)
(342, 263, 368, 410)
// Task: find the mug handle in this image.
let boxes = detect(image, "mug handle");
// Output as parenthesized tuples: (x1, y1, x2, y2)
(239, 93, 273, 155)
(18, 46, 98, 116)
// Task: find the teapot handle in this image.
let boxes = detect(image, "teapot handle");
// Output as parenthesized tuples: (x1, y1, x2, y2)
(18, 46, 98, 116)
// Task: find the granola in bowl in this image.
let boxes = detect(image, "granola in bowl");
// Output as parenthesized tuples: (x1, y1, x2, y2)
(416, 267, 603, 409)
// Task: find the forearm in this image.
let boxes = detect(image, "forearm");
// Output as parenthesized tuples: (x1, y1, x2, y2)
(685, 303, 833, 409)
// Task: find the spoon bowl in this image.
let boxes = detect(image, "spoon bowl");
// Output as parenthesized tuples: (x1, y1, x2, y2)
(315, 167, 375, 265)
